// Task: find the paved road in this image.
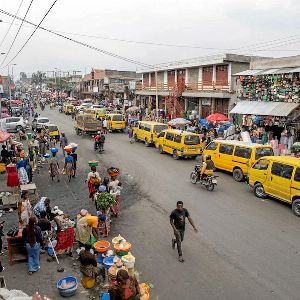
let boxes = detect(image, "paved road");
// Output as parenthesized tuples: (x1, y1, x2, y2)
(39, 107, 300, 299)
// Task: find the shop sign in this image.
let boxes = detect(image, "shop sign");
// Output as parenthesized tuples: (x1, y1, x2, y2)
(93, 86, 98, 93)
(202, 99, 211, 106)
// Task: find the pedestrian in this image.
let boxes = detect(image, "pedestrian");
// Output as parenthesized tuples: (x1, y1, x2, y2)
(102, 118, 108, 134)
(22, 216, 43, 275)
(18, 191, 33, 229)
(49, 151, 60, 182)
(60, 133, 68, 157)
(110, 182, 122, 217)
(17, 155, 29, 185)
(170, 201, 198, 262)
(86, 167, 101, 199)
(64, 152, 74, 182)
(70, 149, 77, 178)
(99, 132, 105, 153)
(128, 124, 134, 143)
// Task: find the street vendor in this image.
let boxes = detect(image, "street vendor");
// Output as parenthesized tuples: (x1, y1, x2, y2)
(33, 197, 52, 220)
(75, 215, 101, 246)
(86, 167, 101, 199)
(79, 243, 104, 288)
(109, 269, 141, 300)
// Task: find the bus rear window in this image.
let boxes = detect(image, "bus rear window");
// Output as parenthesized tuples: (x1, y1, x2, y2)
(184, 135, 200, 145)
(112, 115, 124, 121)
(255, 147, 274, 160)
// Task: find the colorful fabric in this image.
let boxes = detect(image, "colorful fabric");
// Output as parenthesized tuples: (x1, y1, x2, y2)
(33, 197, 47, 217)
(18, 167, 29, 185)
(111, 195, 121, 215)
(49, 157, 60, 177)
(65, 162, 73, 176)
(26, 242, 40, 272)
(75, 216, 92, 244)
(55, 227, 74, 255)
(98, 210, 110, 237)
(86, 216, 98, 228)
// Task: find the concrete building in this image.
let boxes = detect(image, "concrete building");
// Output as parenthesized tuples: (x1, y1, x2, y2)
(135, 53, 253, 118)
(80, 69, 141, 103)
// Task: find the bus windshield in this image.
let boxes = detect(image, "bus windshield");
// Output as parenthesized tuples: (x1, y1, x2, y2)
(184, 135, 200, 145)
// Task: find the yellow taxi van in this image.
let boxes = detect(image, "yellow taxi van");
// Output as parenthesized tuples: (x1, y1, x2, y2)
(202, 140, 273, 182)
(106, 113, 126, 131)
(248, 156, 300, 217)
(133, 121, 168, 146)
(156, 129, 202, 160)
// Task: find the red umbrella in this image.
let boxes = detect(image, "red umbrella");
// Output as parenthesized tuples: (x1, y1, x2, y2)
(0, 131, 11, 143)
(206, 113, 228, 122)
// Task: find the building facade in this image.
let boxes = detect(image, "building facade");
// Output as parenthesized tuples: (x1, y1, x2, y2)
(135, 53, 252, 118)
(80, 69, 141, 103)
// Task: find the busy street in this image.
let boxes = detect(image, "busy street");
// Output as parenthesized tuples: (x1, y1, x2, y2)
(1, 104, 298, 299)
(1, 1, 300, 299)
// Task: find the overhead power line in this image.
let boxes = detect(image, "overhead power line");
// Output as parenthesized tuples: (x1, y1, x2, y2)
(2, 19, 300, 53)
(2, 0, 58, 69)
(0, 0, 34, 67)
(0, 8, 153, 69)
(0, 0, 24, 50)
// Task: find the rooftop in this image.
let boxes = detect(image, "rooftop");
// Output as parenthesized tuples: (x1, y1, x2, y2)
(137, 53, 256, 73)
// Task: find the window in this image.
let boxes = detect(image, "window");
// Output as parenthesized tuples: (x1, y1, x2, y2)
(38, 118, 49, 123)
(166, 132, 174, 141)
(144, 124, 151, 132)
(294, 168, 300, 183)
(206, 142, 217, 151)
(255, 147, 274, 160)
(112, 115, 123, 121)
(153, 124, 168, 133)
(184, 135, 200, 145)
(271, 162, 293, 179)
(158, 132, 165, 138)
(234, 147, 251, 159)
(219, 144, 234, 155)
(253, 159, 269, 170)
(10, 118, 20, 123)
(174, 135, 182, 143)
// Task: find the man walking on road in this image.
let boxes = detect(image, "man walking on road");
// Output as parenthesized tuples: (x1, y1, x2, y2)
(170, 201, 198, 262)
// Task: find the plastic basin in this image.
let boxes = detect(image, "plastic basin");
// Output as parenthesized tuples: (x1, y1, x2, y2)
(102, 256, 115, 269)
(57, 276, 78, 297)
(94, 240, 110, 253)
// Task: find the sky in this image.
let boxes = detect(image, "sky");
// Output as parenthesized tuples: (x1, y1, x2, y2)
(0, 0, 299, 77)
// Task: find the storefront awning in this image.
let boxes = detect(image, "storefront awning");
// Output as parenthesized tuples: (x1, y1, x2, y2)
(233, 69, 262, 76)
(230, 101, 299, 117)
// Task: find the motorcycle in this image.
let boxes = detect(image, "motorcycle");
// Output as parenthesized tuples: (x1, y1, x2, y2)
(190, 165, 218, 191)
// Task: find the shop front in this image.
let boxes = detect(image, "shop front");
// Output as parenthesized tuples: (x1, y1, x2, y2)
(230, 100, 300, 154)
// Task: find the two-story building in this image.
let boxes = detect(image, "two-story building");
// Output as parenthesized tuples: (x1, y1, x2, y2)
(135, 53, 253, 118)
(80, 69, 141, 102)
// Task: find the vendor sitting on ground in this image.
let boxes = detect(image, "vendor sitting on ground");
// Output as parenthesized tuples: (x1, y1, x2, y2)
(79, 243, 104, 287)
(109, 269, 141, 300)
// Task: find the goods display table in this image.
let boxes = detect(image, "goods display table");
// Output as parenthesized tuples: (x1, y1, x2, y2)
(20, 183, 37, 195)
(6, 229, 27, 265)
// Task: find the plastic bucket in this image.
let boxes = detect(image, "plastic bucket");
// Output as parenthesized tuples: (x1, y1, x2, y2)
(27, 133, 32, 140)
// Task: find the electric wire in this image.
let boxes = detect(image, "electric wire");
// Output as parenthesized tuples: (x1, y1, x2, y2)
(0, 0, 24, 50)
(2, 0, 59, 69)
(0, 8, 153, 69)
(0, 0, 34, 67)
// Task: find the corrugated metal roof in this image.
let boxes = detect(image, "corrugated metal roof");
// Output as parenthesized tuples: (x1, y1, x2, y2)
(274, 67, 295, 74)
(230, 101, 299, 116)
(259, 68, 280, 75)
(233, 69, 262, 76)
(290, 67, 300, 73)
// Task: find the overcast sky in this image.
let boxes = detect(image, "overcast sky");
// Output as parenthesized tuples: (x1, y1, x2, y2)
(0, 0, 299, 76)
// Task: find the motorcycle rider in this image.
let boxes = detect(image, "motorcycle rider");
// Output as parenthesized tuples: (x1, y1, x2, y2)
(200, 154, 215, 179)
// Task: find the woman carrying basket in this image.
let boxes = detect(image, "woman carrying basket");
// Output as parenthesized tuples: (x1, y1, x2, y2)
(86, 167, 101, 199)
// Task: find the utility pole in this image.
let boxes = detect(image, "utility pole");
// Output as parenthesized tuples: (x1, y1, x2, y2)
(8, 65, 11, 100)
(155, 70, 158, 120)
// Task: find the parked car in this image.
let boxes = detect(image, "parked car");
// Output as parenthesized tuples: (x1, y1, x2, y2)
(32, 117, 50, 132)
(5, 117, 28, 132)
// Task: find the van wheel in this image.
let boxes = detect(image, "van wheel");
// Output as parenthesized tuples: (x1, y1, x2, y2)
(173, 150, 179, 160)
(292, 199, 300, 217)
(159, 145, 164, 154)
(134, 134, 138, 142)
(233, 168, 244, 182)
(254, 183, 266, 199)
(145, 139, 150, 147)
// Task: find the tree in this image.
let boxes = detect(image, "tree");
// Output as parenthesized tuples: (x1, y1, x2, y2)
(19, 72, 27, 80)
(31, 71, 46, 86)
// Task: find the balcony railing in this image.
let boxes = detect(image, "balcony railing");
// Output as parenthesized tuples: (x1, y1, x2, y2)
(136, 81, 230, 92)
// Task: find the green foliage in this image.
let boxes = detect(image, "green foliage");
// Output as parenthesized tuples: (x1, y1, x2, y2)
(95, 192, 116, 212)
